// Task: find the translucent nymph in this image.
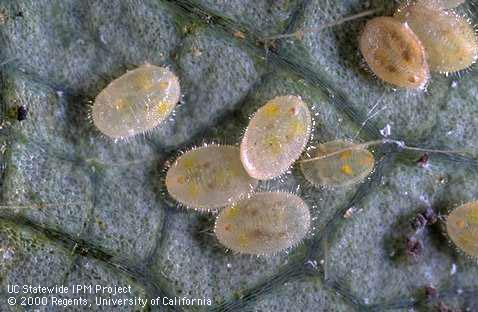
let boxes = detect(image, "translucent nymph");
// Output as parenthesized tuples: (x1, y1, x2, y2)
(92, 64, 180, 139)
(446, 201, 478, 257)
(300, 140, 375, 187)
(165, 145, 258, 211)
(395, 2, 478, 73)
(359, 16, 429, 89)
(240, 95, 312, 180)
(215, 192, 310, 255)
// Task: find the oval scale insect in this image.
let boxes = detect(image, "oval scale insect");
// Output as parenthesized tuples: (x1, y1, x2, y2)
(165, 144, 258, 212)
(395, 2, 478, 73)
(92, 64, 180, 139)
(215, 192, 311, 255)
(240, 95, 312, 180)
(446, 201, 478, 257)
(300, 140, 375, 187)
(359, 16, 430, 89)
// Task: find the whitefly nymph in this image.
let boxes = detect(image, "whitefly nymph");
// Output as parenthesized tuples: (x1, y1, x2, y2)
(359, 16, 429, 89)
(240, 95, 312, 180)
(215, 192, 311, 255)
(300, 140, 375, 188)
(446, 201, 478, 257)
(92, 64, 180, 139)
(395, 1, 478, 73)
(165, 144, 258, 212)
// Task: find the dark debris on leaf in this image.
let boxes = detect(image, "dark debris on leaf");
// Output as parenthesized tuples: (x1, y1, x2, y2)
(436, 301, 461, 312)
(411, 207, 437, 231)
(425, 285, 438, 300)
(417, 153, 429, 167)
(17, 105, 28, 121)
(405, 236, 422, 261)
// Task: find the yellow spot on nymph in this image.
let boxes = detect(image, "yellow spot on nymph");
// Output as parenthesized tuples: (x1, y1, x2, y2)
(188, 183, 199, 198)
(341, 164, 353, 175)
(214, 168, 232, 187)
(182, 157, 195, 170)
(176, 176, 186, 184)
(264, 135, 282, 154)
(158, 81, 169, 91)
(456, 219, 466, 230)
(238, 233, 249, 248)
(225, 206, 240, 219)
(339, 150, 352, 160)
(114, 98, 128, 111)
(263, 103, 280, 117)
(467, 209, 478, 224)
(134, 72, 154, 91)
(288, 119, 306, 137)
(154, 101, 170, 117)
